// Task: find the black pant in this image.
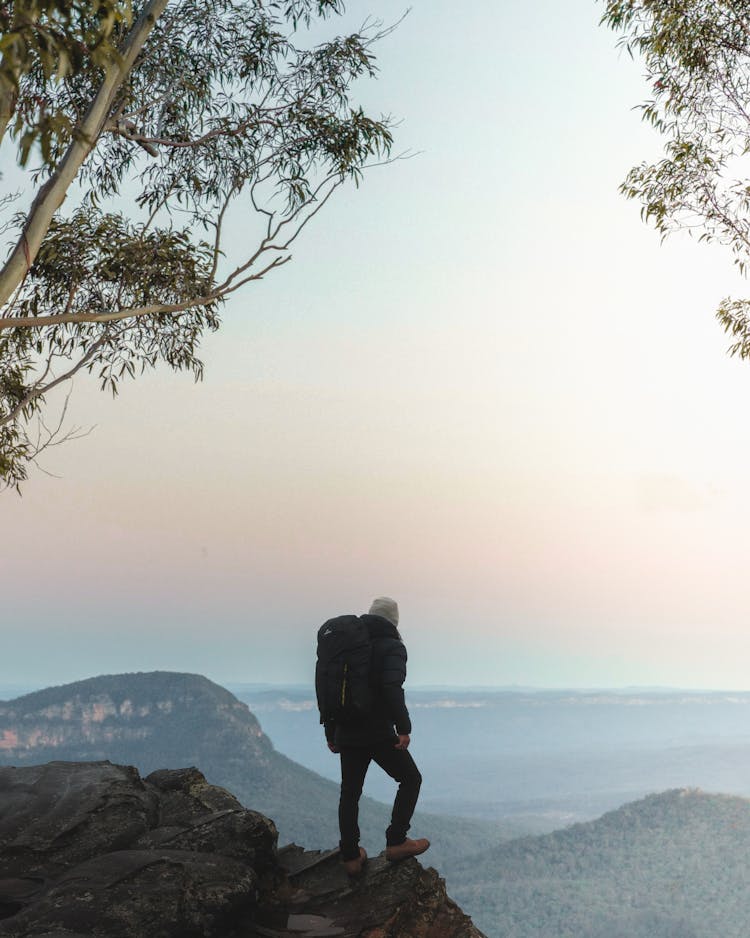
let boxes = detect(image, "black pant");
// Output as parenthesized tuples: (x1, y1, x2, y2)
(338, 742, 422, 861)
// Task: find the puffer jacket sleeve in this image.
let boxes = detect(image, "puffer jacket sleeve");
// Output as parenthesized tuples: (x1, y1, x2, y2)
(380, 639, 411, 735)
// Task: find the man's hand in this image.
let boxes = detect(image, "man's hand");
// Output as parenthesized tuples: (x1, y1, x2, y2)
(394, 734, 410, 750)
(327, 742, 339, 753)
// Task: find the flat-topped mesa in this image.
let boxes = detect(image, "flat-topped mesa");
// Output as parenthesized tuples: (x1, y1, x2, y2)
(0, 761, 486, 938)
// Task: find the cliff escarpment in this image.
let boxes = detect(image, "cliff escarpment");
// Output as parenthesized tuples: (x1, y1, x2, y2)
(0, 760, 485, 938)
(0, 672, 273, 772)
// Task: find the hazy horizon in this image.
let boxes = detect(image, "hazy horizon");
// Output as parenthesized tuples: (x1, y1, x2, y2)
(8, 674, 750, 699)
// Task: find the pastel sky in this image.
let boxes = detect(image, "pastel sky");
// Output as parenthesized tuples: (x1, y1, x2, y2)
(4, 0, 750, 690)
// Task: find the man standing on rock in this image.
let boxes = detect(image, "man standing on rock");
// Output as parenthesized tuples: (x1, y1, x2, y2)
(322, 596, 429, 877)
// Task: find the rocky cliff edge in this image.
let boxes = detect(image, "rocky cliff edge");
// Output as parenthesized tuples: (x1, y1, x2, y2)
(0, 761, 486, 938)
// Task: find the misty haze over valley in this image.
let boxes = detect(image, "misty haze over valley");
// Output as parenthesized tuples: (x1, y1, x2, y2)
(233, 684, 750, 829)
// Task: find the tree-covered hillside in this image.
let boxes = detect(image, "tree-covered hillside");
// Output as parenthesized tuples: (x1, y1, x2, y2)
(450, 788, 750, 938)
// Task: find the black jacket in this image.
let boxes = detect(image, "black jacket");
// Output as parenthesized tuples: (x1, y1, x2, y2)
(326, 614, 412, 748)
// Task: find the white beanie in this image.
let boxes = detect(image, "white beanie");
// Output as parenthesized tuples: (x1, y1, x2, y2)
(369, 596, 399, 627)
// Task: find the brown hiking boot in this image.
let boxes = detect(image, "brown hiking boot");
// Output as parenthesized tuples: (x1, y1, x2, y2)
(342, 846, 367, 877)
(385, 838, 431, 862)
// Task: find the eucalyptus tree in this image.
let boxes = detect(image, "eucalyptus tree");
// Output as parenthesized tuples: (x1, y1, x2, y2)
(0, 0, 393, 490)
(602, 0, 750, 355)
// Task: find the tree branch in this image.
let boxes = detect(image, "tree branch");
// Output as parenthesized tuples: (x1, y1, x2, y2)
(26, 388, 96, 475)
(108, 111, 280, 150)
(0, 334, 109, 428)
(216, 254, 292, 296)
(0, 297, 214, 330)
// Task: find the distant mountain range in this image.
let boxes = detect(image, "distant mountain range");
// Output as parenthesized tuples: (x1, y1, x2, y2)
(0, 671, 518, 871)
(449, 788, 750, 938)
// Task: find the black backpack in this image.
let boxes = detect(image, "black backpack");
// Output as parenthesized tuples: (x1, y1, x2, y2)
(315, 615, 372, 725)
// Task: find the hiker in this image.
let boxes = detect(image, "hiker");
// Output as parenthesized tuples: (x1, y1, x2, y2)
(321, 596, 429, 877)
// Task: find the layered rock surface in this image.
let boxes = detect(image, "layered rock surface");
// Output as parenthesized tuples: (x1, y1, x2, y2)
(0, 761, 485, 938)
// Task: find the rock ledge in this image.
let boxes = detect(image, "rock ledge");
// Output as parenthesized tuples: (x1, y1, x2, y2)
(0, 761, 485, 938)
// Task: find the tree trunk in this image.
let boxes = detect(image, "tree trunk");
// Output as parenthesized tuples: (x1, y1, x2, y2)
(0, 0, 171, 310)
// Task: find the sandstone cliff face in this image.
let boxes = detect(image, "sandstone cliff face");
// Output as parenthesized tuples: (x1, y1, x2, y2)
(0, 761, 486, 938)
(0, 672, 270, 768)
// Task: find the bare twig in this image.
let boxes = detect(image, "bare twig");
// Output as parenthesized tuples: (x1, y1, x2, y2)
(25, 388, 96, 476)
(0, 334, 108, 427)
